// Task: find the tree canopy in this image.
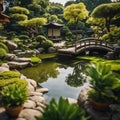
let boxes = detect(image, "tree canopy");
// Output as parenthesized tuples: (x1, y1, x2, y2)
(64, 3, 89, 24)
(91, 2, 120, 32)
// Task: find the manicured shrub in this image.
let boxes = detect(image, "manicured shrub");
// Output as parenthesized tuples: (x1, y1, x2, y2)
(0, 78, 28, 89)
(41, 40, 54, 51)
(18, 35, 30, 40)
(0, 71, 21, 80)
(0, 42, 9, 52)
(0, 80, 28, 107)
(36, 97, 87, 120)
(35, 35, 47, 42)
(11, 38, 21, 43)
(0, 48, 7, 58)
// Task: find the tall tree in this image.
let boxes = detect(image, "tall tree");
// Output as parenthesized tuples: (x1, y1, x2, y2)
(91, 2, 120, 32)
(64, 3, 88, 25)
(64, 3, 88, 44)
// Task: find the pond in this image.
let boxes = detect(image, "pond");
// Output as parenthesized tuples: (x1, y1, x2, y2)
(20, 58, 89, 102)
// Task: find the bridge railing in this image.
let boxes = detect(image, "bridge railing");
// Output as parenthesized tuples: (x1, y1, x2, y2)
(75, 38, 112, 52)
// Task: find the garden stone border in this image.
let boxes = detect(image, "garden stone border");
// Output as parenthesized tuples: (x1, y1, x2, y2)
(0, 63, 48, 120)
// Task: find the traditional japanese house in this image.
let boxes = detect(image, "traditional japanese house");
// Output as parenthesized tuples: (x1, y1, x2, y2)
(43, 20, 64, 42)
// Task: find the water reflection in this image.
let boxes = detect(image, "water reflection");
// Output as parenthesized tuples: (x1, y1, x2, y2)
(20, 59, 88, 101)
(65, 62, 87, 87)
(20, 60, 60, 82)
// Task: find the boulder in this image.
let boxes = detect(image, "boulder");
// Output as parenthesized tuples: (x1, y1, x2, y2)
(1, 63, 9, 69)
(8, 61, 31, 69)
(5, 41, 18, 51)
(19, 109, 42, 120)
(24, 100, 36, 109)
(77, 85, 91, 106)
(67, 98, 77, 104)
(48, 47, 56, 53)
(13, 57, 31, 62)
(30, 96, 46, 104)
(27, 83, 35, 92)
(5, 54, 16, 61)
(29, 91, 43, 96)
(0, 67, 9, 73)
(26, 79, 37, 88)
(36, 88, 49, 94)
(37, 48, 44, 53)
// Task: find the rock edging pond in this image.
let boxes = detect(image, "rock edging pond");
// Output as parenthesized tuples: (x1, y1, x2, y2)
(0, 63, 48, 120)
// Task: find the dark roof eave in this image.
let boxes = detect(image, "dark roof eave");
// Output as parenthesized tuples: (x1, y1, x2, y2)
(43, 22, 64, 28)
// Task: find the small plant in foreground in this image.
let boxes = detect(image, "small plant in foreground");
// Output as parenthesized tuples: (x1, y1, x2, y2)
(36, 97, 87, 120)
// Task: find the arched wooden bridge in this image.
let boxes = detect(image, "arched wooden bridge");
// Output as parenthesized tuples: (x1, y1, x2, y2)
(57, 38, 113, 56)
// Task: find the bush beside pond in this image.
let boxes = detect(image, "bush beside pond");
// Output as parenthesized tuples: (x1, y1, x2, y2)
(0, 48, 7, 59)
(0, 78, 28, 89)
(0, 71, 21, 80)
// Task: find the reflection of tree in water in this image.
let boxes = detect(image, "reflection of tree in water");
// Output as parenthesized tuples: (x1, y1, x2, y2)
(20, 61, 59, 82)
(65, 62, 87, 87)
(39, 62, 59, 82)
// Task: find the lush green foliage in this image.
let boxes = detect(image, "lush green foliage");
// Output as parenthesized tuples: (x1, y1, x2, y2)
(41, 40, 54, 51)
(0, 82, 28, 108)
(0, 42, 9, 52)
(0, 48, 7, 58)
(77, 56, 120, 71)
(10, 14, 28, 21)
(9, 6, 30, 14)
(35, 35, 47, 42)
(91, 2, 120, 32)
(31, 56, 41, 63)
(36, 97, 87, 120)
(0, 78, 28, 89)
(86, 63, 120, 103)
(102, 26, 120, 44)
(18, 35, 30, 40)
(64, 3, 89, 24)
(0, 71, 21, 80)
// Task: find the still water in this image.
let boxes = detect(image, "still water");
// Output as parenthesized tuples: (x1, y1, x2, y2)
(20, 59, 88, 102)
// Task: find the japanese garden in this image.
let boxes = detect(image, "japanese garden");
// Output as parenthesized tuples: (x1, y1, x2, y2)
(0, 0, 120, 120)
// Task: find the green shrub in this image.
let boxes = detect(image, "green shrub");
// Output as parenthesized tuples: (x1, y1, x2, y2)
(0, 42, 9, 52)
(18, 35, 30, 40)
(41, 40, 54, 51)
(0, 81, 28, 107)
(35, 35, 47, 42)
(0, 71, 21, 80)
(0, 48, 7, 58)
(11, 38, 21, 43)
(36, 97, 87, 120)
(0, 78, 28, 89)
(7, 32, 17, 39)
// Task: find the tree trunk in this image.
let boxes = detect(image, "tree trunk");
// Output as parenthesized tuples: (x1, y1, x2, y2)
(105, 17, 111, 33)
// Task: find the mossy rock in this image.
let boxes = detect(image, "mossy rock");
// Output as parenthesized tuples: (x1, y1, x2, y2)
(0, 78, 28, 89)
(0, 42, 9, 52)
(0, 48, 7, 58)
(0, 71, 21, 80)
(31, 56, 41, 63)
